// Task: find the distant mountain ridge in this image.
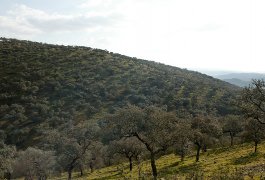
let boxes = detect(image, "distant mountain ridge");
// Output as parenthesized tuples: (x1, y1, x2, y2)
(0, 38, 239, 147)
(216, 73, 265, 87)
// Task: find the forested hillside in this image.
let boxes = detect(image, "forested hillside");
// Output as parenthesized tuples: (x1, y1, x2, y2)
(0, 38, 239, 147)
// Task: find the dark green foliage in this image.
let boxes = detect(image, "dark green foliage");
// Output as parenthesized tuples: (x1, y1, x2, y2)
(191, 115, 222, 161)
(0, 38, 239, 147)
(12, 147, 55, 180)
(0, 131, 16, 179)
(106, 105, 179, 179)
(108, 137, 144, 171)
(222, 115, 244, 146)
(44, 121, 100, 180)
(174, 123, 193, 161)
(243, 118, 265, 152)
(240, 79, 265, 124)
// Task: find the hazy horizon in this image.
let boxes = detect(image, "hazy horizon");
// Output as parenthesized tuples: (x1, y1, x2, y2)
(1, 0, 265, 73)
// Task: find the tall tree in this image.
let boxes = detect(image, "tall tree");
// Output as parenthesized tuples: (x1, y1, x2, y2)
(107, 105, 178, 180)
(240, 79, 265, 124)
(109, 137, 144, 172)
(0, 131, 16, 180)
(12, 147, 55, 180)
(191, 115, 222, 162)
(174, 123, 192, 161)
(45, 121, 100, 180)
(243, 118, 265, 153)
(86, 141, 105, 174)
(222, 115, 243, 146)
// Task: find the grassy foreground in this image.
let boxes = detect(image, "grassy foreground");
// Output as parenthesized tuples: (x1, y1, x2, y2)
(54, 142, 265, 179)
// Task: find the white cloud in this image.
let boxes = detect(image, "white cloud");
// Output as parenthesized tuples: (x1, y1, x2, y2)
(78, 0, 117, 9)
(0, 16, 41, 35)
(0, 4, 119, 35)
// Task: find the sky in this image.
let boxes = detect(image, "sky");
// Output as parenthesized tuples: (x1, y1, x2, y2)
(1, 0, 265, 74)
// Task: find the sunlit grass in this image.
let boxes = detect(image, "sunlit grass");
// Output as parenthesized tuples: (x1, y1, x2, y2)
(52, 142, 265, 179)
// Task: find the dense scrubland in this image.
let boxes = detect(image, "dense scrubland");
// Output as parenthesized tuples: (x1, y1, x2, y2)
(1, 38, 265, 180)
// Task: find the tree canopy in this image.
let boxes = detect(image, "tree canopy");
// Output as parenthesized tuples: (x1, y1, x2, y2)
(240, 79, 265, 124)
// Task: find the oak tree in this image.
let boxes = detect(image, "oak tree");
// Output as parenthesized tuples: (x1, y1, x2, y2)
(107, 105, 178, 179)
(243, 118, 265, 153)
(240, 79, 265, 124)
(45, 121, 100, 180)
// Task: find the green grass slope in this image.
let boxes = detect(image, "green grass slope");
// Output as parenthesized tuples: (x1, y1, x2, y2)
(53, 142, 265, 179)
(0, 38, 239, 147)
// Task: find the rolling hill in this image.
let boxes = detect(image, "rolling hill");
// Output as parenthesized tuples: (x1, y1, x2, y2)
(0, 38, 240, 147)
(216, 73, 265, 87)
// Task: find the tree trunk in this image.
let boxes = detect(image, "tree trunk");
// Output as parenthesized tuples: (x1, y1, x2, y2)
(137, 156, 141, 179)
(180, 150, 185, 161)
(68, 165, 74, 180)
(68, 170, 72, 180)
(90, 162, 94, 173)
(196, 144, 201, 162)
(230, 132, 234, 146)
(79, 166, 83, 176)
(133, 133, 158, 179)
(254, 141, 258, 153)
(67, 157, 78, 180)
(37, 175, 43, 180)
(38, 175, 47, 180)
(129, 156, 133, 171)
(202, 144, 207, 152)
(4, 172, 11, 180)
(25, 172, 34, 180)
(150, 152, 157, 180)
(108, 159, 111, 166)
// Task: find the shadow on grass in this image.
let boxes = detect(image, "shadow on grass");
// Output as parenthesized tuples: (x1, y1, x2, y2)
(92, 172, 121, 180)
(159, 160, 200, 177)
(178, 163, 200, 173)
(232, 152, 259, 165)
(162, 161, 180, 169)
(209, 147, 231, 155)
